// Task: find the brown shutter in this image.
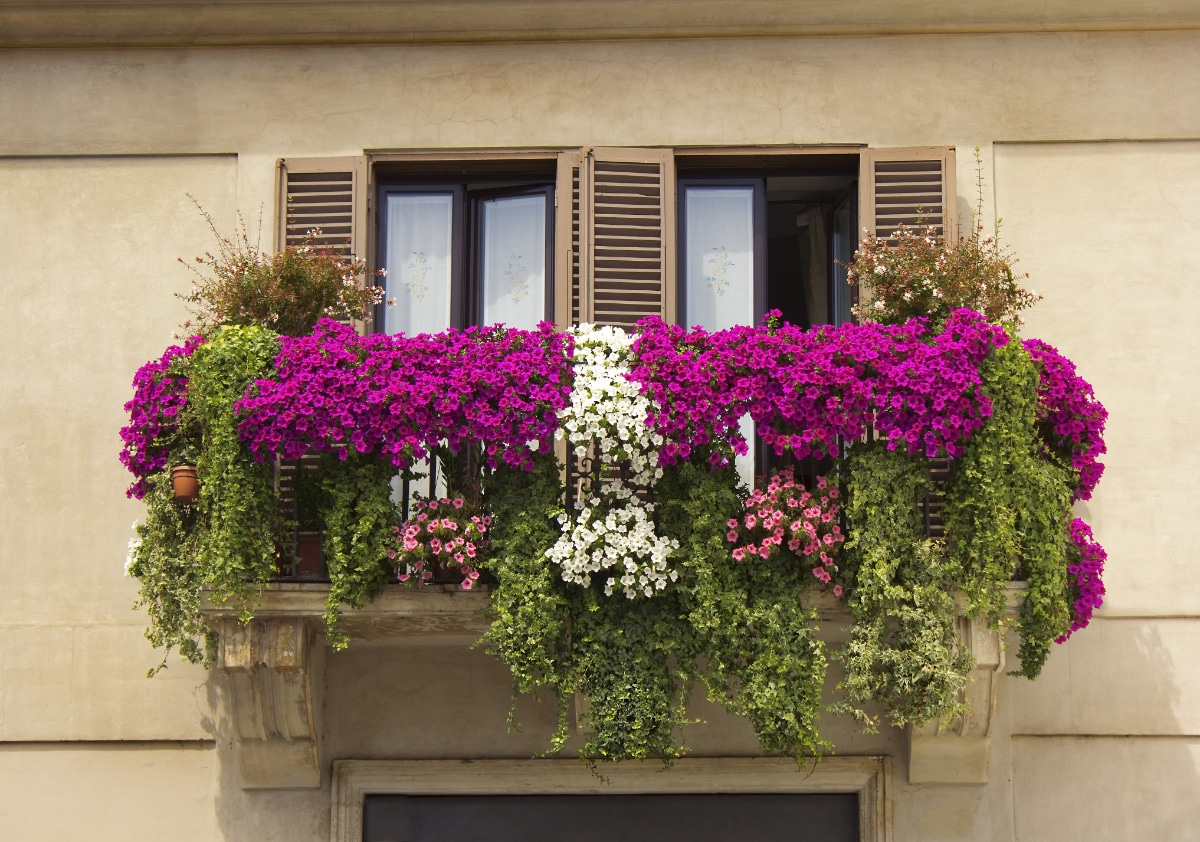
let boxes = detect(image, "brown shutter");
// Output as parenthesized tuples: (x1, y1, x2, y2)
(276, 156, 369, 260)
(558, 147, 676, 329)
(554, 150, 583, 329)
(859, 147, 957, 243)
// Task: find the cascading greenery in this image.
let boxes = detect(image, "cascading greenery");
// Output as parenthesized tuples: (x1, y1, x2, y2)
(317, 452, 404, 648)
(836, 440, 970, 729)
(126, 325, 284, 670)
(480, 454, 831, 764)
(942, 339, 1072, 678)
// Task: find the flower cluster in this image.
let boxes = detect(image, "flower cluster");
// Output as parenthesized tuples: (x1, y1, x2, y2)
(391, 496, 489, 590)
(235, 319, 572, 471)
(631, 310, 1007, 466)
(848, 223, 1041, 327)
(1056, 518, 1106, 641)
(547, 324, 679, 598)
(557, 324, 663, 485)
(1023, 338, 1107, 501)
(547, 490, 680, 598)
(118, 336, 206, 499)
(726, 469, 845, 592)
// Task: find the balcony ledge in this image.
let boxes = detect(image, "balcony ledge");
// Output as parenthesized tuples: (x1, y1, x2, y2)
(200, 582, 1027, 789)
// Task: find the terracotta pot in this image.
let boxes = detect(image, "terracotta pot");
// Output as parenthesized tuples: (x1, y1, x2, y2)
(170, 465, 199, 504)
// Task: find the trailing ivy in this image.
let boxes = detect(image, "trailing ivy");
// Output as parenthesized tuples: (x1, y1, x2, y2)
(126, 473, 214, 673)
(837, 441, 970, 729)
(479, 455, 573, 744)
(942, 338, 1072, 677)
(186, 326, 283, 618)
(318, 452, 402, 647)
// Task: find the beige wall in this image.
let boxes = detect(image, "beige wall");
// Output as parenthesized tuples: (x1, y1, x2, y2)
(1, 26, 1197, 842)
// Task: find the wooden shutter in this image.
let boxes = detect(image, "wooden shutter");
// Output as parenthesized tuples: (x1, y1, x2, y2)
(859, 147, 957, 243)
(554, 150, 583, 329)
(276, 156, 368, 260)
(556, 147, 676, 329)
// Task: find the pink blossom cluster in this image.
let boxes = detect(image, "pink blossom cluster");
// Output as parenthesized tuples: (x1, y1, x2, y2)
(1022, 338, 1108, 501)
(631, 309, 1008, 466)
(1056, 518, 1107, 641)
(118, 336, 206, 499)
(390, 496, 490, 590)
(725, 468, 845, 593)
(234, 319, 572, 471)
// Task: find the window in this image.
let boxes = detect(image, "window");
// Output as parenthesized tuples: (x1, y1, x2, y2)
(374, 171, 555, 335)
(276, 146, 957, 336)
(676, 157, 862, 333)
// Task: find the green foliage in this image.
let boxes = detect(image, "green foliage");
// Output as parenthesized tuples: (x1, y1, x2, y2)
(126, 474, 214, 673)
(836, 441, 970, 729)
(179, 202, 381, 338)
(850, 224, 1040, 330)
(126, 325, 281, 666)
(187, 326, 284, 619)
(318, 453, 403, 647)
(481, 454, 830, 764)
(943, 338, 1072, 677)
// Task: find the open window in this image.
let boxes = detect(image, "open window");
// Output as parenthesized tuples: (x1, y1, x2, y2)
(374, 172, 555, 335)
(675, 154, 862, 332)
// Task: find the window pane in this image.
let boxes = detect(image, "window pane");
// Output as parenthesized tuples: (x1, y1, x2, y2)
(384, 193, 454, 336)
(684, 186, 755, 331)
(481, 193, 546, 329)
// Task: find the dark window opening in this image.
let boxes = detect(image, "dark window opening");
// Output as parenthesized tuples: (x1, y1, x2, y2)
(363, 792, 860, 842)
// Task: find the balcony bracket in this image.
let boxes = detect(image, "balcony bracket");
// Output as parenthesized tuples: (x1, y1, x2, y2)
(908, 614, 1005, 785)
(216, 615, 324, 789)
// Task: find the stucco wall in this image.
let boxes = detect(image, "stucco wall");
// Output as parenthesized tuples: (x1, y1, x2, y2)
(1, 27, 1197, 841)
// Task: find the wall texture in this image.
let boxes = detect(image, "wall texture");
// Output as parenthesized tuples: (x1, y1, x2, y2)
(1, 25, 1197, 842)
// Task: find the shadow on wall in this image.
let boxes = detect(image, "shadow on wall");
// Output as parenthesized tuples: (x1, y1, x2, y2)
(1008, 619, 1200, 842)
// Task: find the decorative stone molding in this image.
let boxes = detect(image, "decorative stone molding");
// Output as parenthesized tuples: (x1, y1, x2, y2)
(216, 615, 324, 789)
(204, 585, 488, 789)
(332, 757, 891, 842)
(907, 584, 1027, 785)
(2, 1, 1197, 49)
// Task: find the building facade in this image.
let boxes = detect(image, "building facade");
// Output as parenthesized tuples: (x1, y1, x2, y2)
(2, 3, 1199, 839)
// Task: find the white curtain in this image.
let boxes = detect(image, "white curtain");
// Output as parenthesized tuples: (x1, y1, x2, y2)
(684, 185, 757, 488)
(481, 194, 546, 329)
(684, 186, 755, 331)
(384, 193, 454, 336)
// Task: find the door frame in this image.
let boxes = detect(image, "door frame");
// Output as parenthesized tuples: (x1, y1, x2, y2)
(332, 756, 891, 842)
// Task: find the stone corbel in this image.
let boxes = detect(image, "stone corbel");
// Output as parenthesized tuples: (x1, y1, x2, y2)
(908, 613, 1006, 784)
(217, 616, 324, 789)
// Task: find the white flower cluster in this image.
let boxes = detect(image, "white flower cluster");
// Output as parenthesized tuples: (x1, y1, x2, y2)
(558, 324, 663, 485)
(547, 324, 679, 599)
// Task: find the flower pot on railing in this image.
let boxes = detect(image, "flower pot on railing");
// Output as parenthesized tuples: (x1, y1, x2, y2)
(170, 465, 199, 504)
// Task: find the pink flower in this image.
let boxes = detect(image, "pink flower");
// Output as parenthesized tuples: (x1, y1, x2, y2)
(833, 585, 843, 597)
(452, 497, 465, 509)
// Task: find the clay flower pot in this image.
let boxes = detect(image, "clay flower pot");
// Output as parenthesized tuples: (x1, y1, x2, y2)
(170, 465, 200, 504)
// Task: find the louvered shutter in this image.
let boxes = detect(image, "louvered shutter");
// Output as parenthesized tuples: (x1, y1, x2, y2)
(859, 147, 957, 243)
(276, 156, 368, 260)
(557, 147, 676, 329)
(554, 150, 583, 329)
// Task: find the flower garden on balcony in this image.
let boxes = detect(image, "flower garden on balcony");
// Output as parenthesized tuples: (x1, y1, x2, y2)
(120, 220, 1108, 764)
